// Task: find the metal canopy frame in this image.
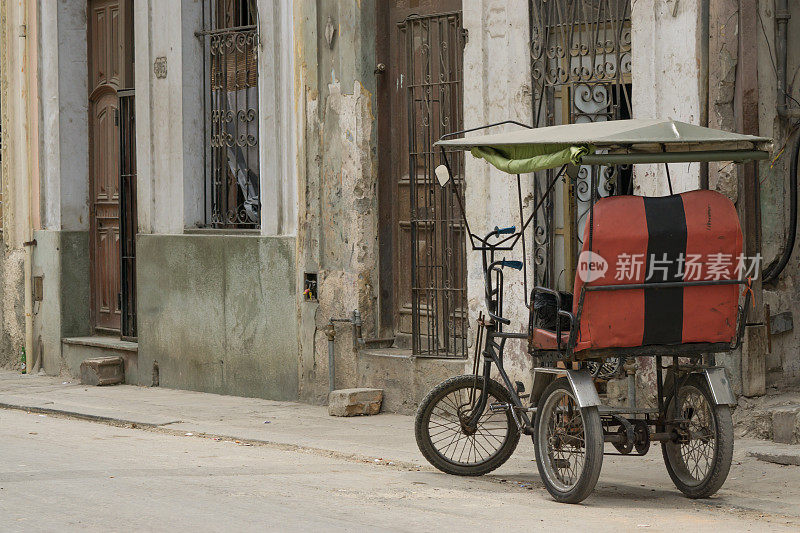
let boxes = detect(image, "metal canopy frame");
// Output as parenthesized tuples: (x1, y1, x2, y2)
(438, 120, 768, 363)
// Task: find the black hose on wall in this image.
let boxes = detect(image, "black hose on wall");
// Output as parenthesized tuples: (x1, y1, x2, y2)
(763, 131, 799, 283)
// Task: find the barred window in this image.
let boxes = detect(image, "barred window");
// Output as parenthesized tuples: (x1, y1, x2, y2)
(203, 0, 260, 228)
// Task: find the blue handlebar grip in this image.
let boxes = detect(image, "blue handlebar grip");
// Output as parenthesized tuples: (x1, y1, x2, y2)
(495, 225, 516, 235)
(502, 260, 523, 270)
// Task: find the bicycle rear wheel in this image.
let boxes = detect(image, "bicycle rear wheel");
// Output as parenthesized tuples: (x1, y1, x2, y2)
(662, 375, 734, 498)
(534, 377, 604, 503)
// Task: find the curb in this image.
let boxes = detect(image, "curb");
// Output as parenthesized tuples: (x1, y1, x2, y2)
(0, 402, 428, 472)
(746, 445, 800, 466)
(0, 402, 180, 428)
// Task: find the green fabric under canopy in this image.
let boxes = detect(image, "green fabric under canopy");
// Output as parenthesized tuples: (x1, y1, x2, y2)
(435, 119, 772, 175)
(469, 144, 592, 174)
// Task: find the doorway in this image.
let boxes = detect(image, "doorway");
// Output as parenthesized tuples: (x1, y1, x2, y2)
(377, 1, 466, 357)
(88, 0, 134, 334)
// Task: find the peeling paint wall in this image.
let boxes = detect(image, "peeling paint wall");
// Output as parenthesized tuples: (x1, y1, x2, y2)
(759, 0, 800, 389)
(462, 0, 534, 390)
(0, 0, 31, 369)
(295, 1, 380, 404)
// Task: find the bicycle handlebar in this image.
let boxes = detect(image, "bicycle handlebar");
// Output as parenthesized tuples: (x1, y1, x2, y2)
(494, 225, 516, 235)
(500, 260, 523, 270)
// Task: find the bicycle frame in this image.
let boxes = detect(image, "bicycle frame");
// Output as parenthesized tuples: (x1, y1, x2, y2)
(465, 227, 536, 434)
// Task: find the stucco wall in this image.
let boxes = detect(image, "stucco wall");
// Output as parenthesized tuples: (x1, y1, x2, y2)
(0, 0, 32, 369)
(631, 0, 706, 196)
(0, 244, 24, 369)
(137, 234, 299, 400)
(760, 0, 800, 389)
(295, 0, 380, 404)
(462, 0, 535, 390)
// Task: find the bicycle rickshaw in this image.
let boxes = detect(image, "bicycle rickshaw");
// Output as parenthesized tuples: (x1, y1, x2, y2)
(414, 119, 771, 503)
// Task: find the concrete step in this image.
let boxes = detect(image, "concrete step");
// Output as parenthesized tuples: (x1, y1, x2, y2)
(80, 356, 125, 386)
(734, 388, 800, 445)
(62, 336, 138, 384)
(771, 405, 800, 444)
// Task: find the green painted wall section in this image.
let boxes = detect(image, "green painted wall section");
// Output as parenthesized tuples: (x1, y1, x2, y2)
(60, 231, 91, 339)
(137, 234, 299, 401)
(30, 230, 89, 375)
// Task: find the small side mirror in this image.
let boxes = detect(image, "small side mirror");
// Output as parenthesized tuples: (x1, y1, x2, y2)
(435, 165, 451, 187)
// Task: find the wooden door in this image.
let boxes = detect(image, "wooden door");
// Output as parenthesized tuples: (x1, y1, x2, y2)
(378, 1, 465, 356)
(88, 0, 133, 333)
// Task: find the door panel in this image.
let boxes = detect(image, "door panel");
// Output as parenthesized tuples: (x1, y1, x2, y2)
(88, 0, 132, 333)
(381, 1, 465, 356)
(90, 91, 121, 331)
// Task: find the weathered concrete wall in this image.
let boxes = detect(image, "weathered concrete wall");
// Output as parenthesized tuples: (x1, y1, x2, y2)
(760, 0, 800, 389)
(632, 0, 706, 196)
(59, 232, 91, 341)
(462, 0, 534, 390)
(137, 234, 299, 400)
(356, 350, 466, 414)
(295, 1, 380, 405)
(30, 230, 90, 374)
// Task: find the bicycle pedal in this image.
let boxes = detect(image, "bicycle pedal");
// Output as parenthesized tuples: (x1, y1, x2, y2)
(515, 381, 526, 394)
(489, 402, 510, 413)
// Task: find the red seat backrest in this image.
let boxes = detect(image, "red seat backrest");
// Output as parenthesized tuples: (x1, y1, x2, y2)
(571, 190, 743, 352)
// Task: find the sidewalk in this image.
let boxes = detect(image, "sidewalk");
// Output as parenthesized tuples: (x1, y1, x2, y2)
(0, 372, 422, 466)
(2, 371, 800, 520)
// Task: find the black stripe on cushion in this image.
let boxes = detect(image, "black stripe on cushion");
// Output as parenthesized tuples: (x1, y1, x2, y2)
(643, 195, 687, 345)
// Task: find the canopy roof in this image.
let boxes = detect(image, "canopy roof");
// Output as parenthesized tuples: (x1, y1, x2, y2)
(436, 119, 770, 150)
(435, 119, 772, 174)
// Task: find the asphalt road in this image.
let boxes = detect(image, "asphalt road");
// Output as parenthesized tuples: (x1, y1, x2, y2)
(0, 409, 797, 532)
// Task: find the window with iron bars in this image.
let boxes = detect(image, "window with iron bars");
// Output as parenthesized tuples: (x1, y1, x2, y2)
(202, 0, 260, 228)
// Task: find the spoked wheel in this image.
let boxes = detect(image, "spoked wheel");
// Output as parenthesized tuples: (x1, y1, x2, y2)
(662, 375, 734, 498)
(534, 377, 603, 504)
(415, 375, 520, 476)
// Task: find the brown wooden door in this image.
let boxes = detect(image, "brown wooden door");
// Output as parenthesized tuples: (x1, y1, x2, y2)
(88, 0, 133, 333)
(378, 1, 465, 356)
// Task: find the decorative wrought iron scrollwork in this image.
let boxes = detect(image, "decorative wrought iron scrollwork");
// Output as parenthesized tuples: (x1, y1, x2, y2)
(529, 0, 632, 286)
(207, 24, 260, 228)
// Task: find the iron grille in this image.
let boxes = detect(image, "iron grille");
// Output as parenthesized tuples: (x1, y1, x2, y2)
(529, 0, 632, 288)
(203, 0, 260, 228)
(402, 12, 467, 358)
(119, 90, 137, 339)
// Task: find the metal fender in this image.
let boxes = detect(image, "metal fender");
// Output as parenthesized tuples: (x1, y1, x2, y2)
(702, 367, 737, 406)
(532, 368, 601, 408)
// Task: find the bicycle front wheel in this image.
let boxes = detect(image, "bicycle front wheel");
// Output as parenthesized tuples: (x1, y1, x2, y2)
(414, 375, 520, 476)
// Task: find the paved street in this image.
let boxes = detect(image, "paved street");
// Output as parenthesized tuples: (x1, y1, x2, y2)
(1, 406, 799, 532)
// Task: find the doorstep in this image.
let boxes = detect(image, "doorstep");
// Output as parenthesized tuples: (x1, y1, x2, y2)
(62, 336, 138, 352)
(357, 348, 467, 415)
(62, 336, 139, 385)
